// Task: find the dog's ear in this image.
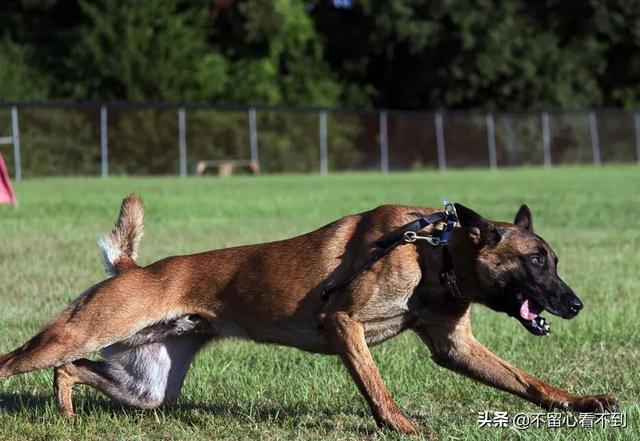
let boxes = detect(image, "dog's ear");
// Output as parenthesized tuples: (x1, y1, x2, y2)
(454, 203, 501, 246)
(514, 204, 533, 232)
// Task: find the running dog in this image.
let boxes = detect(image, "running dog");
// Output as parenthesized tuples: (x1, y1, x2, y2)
(0, 196, 617, 434)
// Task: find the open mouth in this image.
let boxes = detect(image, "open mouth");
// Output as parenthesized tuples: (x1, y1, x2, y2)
(513, 293, 551, 336)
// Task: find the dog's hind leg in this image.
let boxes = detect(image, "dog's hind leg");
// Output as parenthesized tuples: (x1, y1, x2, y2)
(54, 336, 207, 416)
(0, 194, 153, 380)
(54, 358, 145, 417)
(0, 276, 188, 380)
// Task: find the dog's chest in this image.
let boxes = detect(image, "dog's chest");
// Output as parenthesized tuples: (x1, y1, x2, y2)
(358, 290, 416, 347)
(353, 260, 421, 345)
(362, 311, 413, 346)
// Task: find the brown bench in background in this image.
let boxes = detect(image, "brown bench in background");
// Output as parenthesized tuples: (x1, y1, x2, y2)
(195, 160, 260, 177)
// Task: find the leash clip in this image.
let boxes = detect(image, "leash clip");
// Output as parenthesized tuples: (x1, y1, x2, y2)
(403, 231, 441, 246)
(403, 231, 417, 243)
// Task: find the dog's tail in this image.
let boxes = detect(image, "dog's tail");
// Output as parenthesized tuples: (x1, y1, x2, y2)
(99, 194, 144, 276)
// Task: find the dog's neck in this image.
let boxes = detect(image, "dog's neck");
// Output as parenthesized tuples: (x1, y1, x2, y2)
(413, 226, 484, 307)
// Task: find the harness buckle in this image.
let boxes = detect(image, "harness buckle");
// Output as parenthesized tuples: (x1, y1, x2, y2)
(443, 200, 457, 219)
(440, 270, 464, 300)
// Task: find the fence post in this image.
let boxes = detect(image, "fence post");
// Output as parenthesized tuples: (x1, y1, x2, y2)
(588, 110, 601, 165)
(178, 107, 187, 177)
(319, 110, 328, 175)
(379, 111, 389, 173)
(248, 107, 259, 164)
(541, 111, 551, 168)
(635, 112, 640, 164)
(11, 106, 21, 181)
(486, 112, 497, 170)
(100, 105, 108, 178)
(504, 115, 516, 164)
(435, 112, 446, 171)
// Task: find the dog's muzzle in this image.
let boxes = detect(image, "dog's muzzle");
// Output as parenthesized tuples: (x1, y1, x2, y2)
(511, 293, 551, 336)
(510, 291, 584, 336)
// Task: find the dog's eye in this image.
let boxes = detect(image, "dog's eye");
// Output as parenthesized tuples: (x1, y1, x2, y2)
(530, 254, 544, 266)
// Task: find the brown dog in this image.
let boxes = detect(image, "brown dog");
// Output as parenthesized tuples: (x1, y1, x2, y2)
(0, 196, 617, 433)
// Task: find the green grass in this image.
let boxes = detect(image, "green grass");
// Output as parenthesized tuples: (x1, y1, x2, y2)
(0, 166, 639, 440)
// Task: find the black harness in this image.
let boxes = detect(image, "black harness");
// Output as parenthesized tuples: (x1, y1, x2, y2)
(321, 203, 465, 301)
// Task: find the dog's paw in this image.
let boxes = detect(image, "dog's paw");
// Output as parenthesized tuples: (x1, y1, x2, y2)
(61, 409, 77, 419)
(376, 412, 421, 435)
(570, 394, 618, 412)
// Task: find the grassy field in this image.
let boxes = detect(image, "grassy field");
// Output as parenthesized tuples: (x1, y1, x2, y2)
(0, 166, 638, 440)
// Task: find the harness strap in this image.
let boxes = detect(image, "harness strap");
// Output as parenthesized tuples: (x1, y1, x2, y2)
(321, 210, 457, 301)
(439, 245, 465, 301)
(320, 235, 406, 300)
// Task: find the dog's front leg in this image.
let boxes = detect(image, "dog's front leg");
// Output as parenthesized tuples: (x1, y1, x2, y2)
(324, 311, 419, 434)
(415, 310, 617, 412)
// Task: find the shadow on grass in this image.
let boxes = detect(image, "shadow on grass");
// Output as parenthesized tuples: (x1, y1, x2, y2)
(0, 392, 380, 435)
(0, 392, 51, 413)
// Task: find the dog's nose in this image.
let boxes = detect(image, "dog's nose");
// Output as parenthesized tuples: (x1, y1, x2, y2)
(569, 298, 583, 313)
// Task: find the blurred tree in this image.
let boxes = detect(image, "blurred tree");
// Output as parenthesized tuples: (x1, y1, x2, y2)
(312, 0, 604, 110)
(67, 0, 229, 101)
(0, 0, 640, 109)
(0, 37, 51, 100)
(589, 0, 640, 108)
(208, 0, 348, 106)
(1, 0, 89, 100)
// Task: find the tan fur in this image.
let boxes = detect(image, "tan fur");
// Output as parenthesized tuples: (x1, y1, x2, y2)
(0, 200, 616, 433)
(99, 194, 144, 275)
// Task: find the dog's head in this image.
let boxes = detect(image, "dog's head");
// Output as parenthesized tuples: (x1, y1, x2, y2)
(454, 203, 582, 336)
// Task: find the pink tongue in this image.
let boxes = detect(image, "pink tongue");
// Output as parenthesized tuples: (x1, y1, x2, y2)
(519, 299, 538, 321)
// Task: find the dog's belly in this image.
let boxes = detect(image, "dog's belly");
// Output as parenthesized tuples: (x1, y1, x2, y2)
(101, 337, 205, 405)
(235, 323, 331, 353)
(224, 313, 412, 354)
(108, 315, 217, 349)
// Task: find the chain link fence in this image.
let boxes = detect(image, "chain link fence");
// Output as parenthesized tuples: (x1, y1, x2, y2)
(0, 103, 639, 179)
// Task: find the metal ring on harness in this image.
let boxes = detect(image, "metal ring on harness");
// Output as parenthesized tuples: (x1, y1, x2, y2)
(443, 200, 457, 218)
